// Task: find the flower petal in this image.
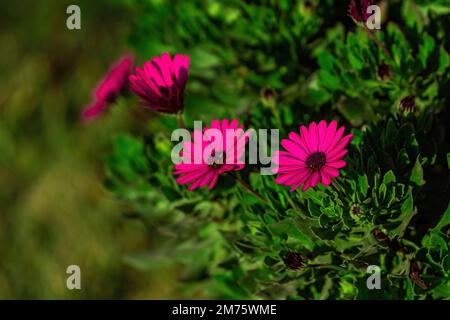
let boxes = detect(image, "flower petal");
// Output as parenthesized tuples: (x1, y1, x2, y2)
(325, 126, 345, 153)
(320, 120, 338, 152)
(176, 167, 210, 184)
(172, 54, 187, 85)
(301, 179, 311, 192)
(278, 154, 306, 166)
(328, 134, 353, 156)
(281, 139, 308, 160)
(320, 171, 331, 186)
(326, 149, 348, 162)
(152, 52, 174, 87)
(288, 132, 309, 154)
(317, 120, 328, 151)
(276, 166, 306, 174)
(208, 173, 219, 189)
(307, 121, 319, 152)
(327, 160, 346, 169)
(144, 61, 165, 87)
(299, 125, 312, 154)
(289, 170, 312, 191)
(322, 165, 340, 178)
(309, 171, 320, 188)
(275, 173, 297, 185)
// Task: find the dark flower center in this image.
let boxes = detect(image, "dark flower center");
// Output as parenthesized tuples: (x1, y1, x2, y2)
(283, 252, 306, 270)
(351, 204, 362, 215)
(208, 150, 224, 169)
(209, 162, 223, 169)
(305, 152, 326, 172)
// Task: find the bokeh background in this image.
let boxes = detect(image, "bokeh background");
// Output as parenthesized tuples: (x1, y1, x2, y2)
(0, 0, 180, 299)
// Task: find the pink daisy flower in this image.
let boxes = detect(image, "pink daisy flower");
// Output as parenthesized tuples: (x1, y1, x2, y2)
(273, 120, 353, 192)
(174, 119, 248, 191)
(129, 52, 189, 114)
(82, 54, 134, 121)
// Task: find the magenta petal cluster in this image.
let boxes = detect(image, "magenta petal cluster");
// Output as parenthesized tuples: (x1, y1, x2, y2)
(129, 52, 189, 114)
(348, 0, 376, 23)
(273, 120, 353, 192)
(174, 119, 247, 191)
(82, 54, 134, 121)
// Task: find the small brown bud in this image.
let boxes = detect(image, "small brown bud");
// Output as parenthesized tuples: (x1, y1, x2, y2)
(410, 261, 428, 290)
(283, 252, 306, 270)
(372, 229, 389, 242)
(399, 96, 416, 113)
(377, 63, 392, 80)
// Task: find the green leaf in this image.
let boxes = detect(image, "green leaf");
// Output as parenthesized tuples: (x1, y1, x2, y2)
(418, 34, 435, 68)
(382, 170, 396, 185)
(386, 118, 398, 141)
(410, 156, 426, 186)
(318, 70, 341, 91)
(430, 202, 450, 234)
(422, 233, 447, 252)
(378, 183, 387, 202)
(270, 218, 316, 250)
(358, 175, 369, 198)
(432, 280, 450, 300)
(390, 188, 416, 237)
(401, 187, 414, 214)
(190, 47, 221, 69)
(317, 51, 336, 71)
(438, 46, 449, 75)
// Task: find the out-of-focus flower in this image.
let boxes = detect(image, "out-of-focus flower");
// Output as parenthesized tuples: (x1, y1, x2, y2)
(173, 119, 248, 190)
(82, 54, 134, 121)
(377, 63, 392, 80)
(348, 0, 376, 23)
(400, 96, 416, 113)
(273, 120, 353, 192)
(304, 1, 313, 10)
(129, 52, 189, 114)
(260, 87, 276, 107)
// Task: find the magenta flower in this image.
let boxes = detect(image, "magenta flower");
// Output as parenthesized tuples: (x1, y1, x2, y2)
(174, 119, 248, 191)
(82, 54, 134, 121)
(273, 120, 353, 192)
(348, 0, 376, 23)
(129, 52, 189, 114)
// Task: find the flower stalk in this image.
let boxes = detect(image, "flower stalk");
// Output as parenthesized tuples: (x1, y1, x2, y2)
(228, 172, 268, 204)
(177, 112, 185, 129)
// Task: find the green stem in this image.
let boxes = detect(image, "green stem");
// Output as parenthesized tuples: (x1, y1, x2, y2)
(308, 264, 347, 272)
(363, 26, 392, 60)
(229, 172, 268, 205)
(331, 179, 342, 193)
(177, 112, 185, 129)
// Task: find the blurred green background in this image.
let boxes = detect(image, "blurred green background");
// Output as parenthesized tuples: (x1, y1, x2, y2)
(0, 0, 180, 299)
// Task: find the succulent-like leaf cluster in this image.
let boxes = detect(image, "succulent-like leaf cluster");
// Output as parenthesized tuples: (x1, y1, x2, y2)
(105, 0, 450, 299)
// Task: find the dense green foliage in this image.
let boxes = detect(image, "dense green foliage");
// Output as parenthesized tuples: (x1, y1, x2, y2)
(106, 0, 450, 299)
